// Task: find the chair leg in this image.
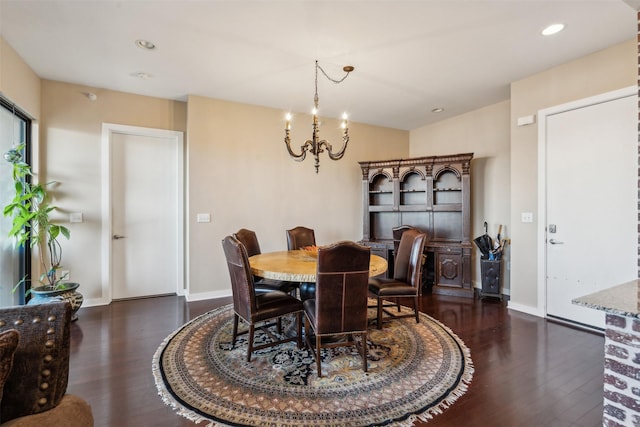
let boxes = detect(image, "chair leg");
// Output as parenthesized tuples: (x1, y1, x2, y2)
(277, 317, 282, 334)
(304, 315, 310, 339)
(377, 297, 383, 329)
(247, 323, 255, 362)
(414, 296, 420, 324)
(232, 314, 240, 347)
(296, 312, 303, 349)
(361, 332, 368, 373)
(316, 334, 322, 378)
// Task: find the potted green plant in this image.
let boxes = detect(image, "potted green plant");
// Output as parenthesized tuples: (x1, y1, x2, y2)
(3, 145, 83, 320)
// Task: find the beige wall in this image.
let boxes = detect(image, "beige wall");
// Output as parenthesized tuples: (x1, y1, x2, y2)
(509, 39, 636, 313)
(410, 100, 511, 293)
(0, 37, 40, 119)
(40, 80, 186, 304)
(186, 95, 409, 298)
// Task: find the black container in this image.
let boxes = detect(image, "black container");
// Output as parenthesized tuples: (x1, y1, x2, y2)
(480, 259, 502, 299)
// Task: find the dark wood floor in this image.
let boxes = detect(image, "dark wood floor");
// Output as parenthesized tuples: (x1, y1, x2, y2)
(68, 293, 604, 427)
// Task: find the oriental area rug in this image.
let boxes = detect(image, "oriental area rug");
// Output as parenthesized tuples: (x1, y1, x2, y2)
(152, 302, 474, 427)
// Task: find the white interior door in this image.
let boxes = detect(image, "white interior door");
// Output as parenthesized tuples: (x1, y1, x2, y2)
(542, 89, 636, 329)
(108, 125, 184, 300)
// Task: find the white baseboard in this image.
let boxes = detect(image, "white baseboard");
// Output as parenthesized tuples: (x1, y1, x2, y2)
(186, 289, 232, 302)
(82, 297, 111, 307)
(79, 290, 232, 307)
(507, 302, 544, 318)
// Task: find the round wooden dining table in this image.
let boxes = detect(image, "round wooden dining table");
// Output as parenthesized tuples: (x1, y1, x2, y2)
(249, 250, 388, 283)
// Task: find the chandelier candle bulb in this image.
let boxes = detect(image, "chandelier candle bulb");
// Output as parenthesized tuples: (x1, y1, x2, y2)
(341, 113, 348, 129)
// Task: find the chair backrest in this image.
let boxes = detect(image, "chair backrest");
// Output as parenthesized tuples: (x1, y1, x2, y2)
(406, 232, 427, 290)
(0, 301, 72, 422)
(314, 241, 371, 335)
(234, 228, 261, 257)
(392, 225, 418, 256)
(393, 228, 421, 281)
(286, 226, 316, 250)
(222, 235, 257, 321)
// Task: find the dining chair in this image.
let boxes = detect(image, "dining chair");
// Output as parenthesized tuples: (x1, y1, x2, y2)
(303, 241, 371, 377)
(222, 235, 303, 362)
(368, 229, 427, 329)
(233, 228, 298, 295)
(286, 226, 317, 300)
(286, 226, 316, 250)
(391, 225, 419, 278)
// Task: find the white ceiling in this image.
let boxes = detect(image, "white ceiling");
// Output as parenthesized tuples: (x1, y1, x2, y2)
(0, 0, 636, 130)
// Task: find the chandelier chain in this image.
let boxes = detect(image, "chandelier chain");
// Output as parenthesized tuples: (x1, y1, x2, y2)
(316, 62, 352, 85)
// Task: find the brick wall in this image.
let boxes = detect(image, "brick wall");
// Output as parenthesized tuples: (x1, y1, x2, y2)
(603, 9, 640, 427)
(603, 314, 640, 426)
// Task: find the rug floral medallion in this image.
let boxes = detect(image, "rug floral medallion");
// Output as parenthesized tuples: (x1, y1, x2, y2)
(152, 302, 474, 427)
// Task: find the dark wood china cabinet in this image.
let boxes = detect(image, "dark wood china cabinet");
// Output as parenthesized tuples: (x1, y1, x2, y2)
(359, 153, 473, 298)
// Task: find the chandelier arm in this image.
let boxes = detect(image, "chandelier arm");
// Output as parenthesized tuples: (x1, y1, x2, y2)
(325, 132, 350, 160)
(284, 130, 310, 161)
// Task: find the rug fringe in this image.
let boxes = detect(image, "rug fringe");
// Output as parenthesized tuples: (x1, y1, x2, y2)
(151, 310, 224, 427)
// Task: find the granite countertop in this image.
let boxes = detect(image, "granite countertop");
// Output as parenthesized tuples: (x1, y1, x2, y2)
(572, 279, 640, 318)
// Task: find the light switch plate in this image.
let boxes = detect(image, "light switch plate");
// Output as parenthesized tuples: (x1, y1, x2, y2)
(69, 212, 83, 223)
(196, 213, 211, 223)
(521, 212, 533, 223)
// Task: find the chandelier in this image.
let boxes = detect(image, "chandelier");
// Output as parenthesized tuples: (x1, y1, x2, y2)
(284, 60, 354, 173)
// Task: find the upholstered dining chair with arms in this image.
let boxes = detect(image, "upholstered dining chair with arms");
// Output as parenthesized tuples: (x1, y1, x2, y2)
(285, 226, 316, 250)
(222, 235, 303, 362)
(303, 241, 371, 377)
(233, 228, 298, 295)
(368, 229, 427, 329)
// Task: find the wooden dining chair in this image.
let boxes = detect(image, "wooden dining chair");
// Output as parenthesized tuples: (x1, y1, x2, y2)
(368, 229, 427, 329)
(303, 241, 371, 377)
(222, 235, 303, 362)
(233, 228, 298, 295)
(286, 226, 316, 250)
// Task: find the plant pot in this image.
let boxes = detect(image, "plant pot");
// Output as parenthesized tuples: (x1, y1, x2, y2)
(27, 282, 83, 321)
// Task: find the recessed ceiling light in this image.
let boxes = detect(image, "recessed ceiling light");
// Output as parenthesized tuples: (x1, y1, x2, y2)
(431, 107, 444, 113)
(542, 23, 565, 36)
(131, 72, 152, 79)
(135, 39, 156, 50)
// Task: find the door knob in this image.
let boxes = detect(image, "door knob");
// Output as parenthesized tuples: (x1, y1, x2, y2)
(113, 234, 126, 240)
(549, 238, 564, 245)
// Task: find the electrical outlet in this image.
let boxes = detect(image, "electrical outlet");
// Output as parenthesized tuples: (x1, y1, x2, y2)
(521, 212, 533, 223)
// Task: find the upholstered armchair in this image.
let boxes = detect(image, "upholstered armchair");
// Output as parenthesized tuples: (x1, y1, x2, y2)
(0, 301, 93, 426)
